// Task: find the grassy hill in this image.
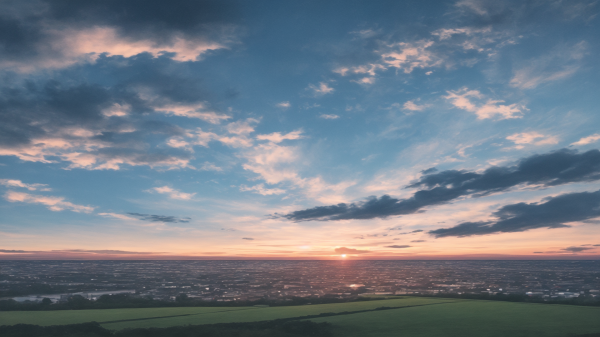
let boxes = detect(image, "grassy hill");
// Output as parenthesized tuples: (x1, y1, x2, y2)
(2, 296, 600, 336)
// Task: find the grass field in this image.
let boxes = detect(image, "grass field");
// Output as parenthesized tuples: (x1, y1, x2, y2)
(2, 297, 600, 336)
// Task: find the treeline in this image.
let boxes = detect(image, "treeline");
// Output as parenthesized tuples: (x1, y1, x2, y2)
(415, 292, 600, 306)
(0, 293, 373, 311)
(0, 320, 332, 337)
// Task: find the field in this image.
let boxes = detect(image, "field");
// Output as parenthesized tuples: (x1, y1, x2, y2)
(2, 297, 600, 336)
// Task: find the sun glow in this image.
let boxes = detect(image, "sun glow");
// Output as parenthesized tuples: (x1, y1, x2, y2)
(341, 254, 347, 258)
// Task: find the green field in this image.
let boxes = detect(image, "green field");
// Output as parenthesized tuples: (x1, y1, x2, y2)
(2, 297, 600, 337)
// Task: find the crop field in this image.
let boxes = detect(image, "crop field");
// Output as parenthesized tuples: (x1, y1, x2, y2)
(2, 297, 600, 336)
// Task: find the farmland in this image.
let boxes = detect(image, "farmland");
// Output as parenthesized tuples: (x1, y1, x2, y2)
(2, 297, 600, 336)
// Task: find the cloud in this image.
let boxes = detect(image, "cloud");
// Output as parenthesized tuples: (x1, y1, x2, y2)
(411, 230, 424, 233)
(319, 114, 340, 119)
(572, 134, 600, 146)
(149, 186, 196, 200)
(200, 162, 223, 172)
(380, 40, 442, 73)
(506, 132, 559, 148)
(430, 189, 600, 237)
(510, 41, 587, 89)
(127, 212, 191, 223)
(240, 183, 286, 196)
(403, 101, 429, 111)
(98, 213, 139, 221)
(0, 0, 239, 71)
(4, 190, 94, 213)
(444, 88, 525, 120)
(242, 237, 254, 240)
(386, 245, 411, 248)
(154, 103, 230, 124)
(0, 78, 199, 170)
(276, 101, 291, 109)
(411, 240, 426, 242)
(0, 179, 50, 191)
(282, 148, 600, 221)
(334, 247, 369, 254)
(256, 130, 304, 143)
(0, 249, 29, 253)
(308, 82, 335, 96)
(562, 246, 595, 253)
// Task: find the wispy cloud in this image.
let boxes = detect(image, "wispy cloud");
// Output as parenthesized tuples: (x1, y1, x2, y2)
(240, 183, 286, 196)
(127, 213, 191, 223)
(4, 191, 94, 213)
(572, 134, 600, 146)
(403, 101, 429, 111)
(319, 114, 340, 119)
(510, 41, 587, 89)
(335, 247, 369, 254)
(256, 130, 304, 143)
(0, 179, 51, 191)
(506, 132, 559, 149)
(308, 82, 335, 96)
(148, 186, 196, 200)
(444, 88, 526, 120)
(276, 101, 291, 109)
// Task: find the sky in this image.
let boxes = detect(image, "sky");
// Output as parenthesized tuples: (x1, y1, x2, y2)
(1, 0, 600, 260)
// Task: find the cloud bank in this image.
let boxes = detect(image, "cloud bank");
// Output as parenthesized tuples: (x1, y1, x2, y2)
(429, 189, 600, 237)
(282, 149, 600, 221)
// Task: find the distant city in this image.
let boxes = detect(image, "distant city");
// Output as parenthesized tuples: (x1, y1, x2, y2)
(1, 261, 599, 303)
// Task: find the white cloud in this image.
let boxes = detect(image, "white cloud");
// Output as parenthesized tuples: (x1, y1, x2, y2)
(148, 186, 196, 200)
(571, 134, 600, 146)
(432, 27, 491, 40)
(403, 101, 429, 111)
(154, 103, 230, 124)
(0, 179, 51, 191)
(506, 132, 559, 148)
(240, 183, 286, 196)
(455, 0, 489, 16)
(4, 191, 94, 213)
(256, 130, 304, 143)
(225, 118, 259, 135)
(444, 88, 526, 120)
(3, 26, 229, 72)
(319, 114, 340, 119)
(381, 40, 442, 73)
(276, 101, 291, 109)
(510, 41, 587, 89)
(98, 213, 138, 221)
(0, 132, 193, 171)
(308, 82, 335, 96)
(200, 162, 223, 172)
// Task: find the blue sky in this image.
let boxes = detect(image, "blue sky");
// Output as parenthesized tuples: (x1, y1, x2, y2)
(1, 0, 600, 259)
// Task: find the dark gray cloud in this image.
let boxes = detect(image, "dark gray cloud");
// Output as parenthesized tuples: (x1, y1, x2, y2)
(127, 212, 191, 223)
(0, 54, 223, 169)
(562, 246, 595, 253)
(282, 149, 600, 221)
(430, 190, 600, 237)
(411, 229, 424, 233)
(411, 240, 426, 242)
(335, 247, 369, 254)
(242, 237, 254, 240)
(386, 245, 411, 249)
(0, 0, 239, 64)
(0, 249, 29, 253)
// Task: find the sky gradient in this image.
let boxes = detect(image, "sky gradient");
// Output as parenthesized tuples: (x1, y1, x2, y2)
(1, 0, 600, 260)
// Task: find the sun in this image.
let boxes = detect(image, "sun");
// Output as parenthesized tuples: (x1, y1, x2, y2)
(341, 254, 347, 258)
